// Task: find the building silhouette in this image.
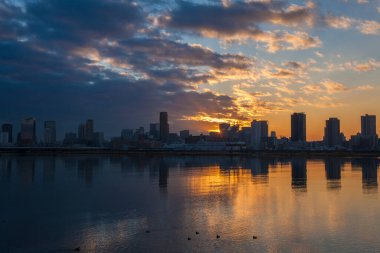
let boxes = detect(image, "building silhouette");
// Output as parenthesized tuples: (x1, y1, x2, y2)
(291, 113, 306, 142)
(324, 118, 341, 147)
(251, 120, 268, 149)
(1, 123, 13, 144)
(159, 112, 169, 142)
(85, 119, 94, 143)
(219, 123, 230, 138)
(44, 121, 56, 144)
(149, 123, 160, 139)
(179, 130, 190, 139)
(360, 114, 378, 150)
(20, 117, 36, 145)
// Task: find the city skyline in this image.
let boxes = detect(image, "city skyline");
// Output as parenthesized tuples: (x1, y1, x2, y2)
(0, 111, 377, 145)
(0, 0, 379, 140)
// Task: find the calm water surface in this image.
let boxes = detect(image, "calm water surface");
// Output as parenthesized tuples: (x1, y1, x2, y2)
(0, 155, 379, 253)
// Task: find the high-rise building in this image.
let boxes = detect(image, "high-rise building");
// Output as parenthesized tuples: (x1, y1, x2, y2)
(121, 129, 134, 140)
(324, 118, 341, 147)
(251, 120, 268, 149)
(149, 123, 160, 139)
(20, 117, 36, 145)
(78, 124, 86, 143)
(361, 114, 376, 136)
(1, 123, 13, 144)
(159, 112, 169, 142)
(219, 123, 230, 138)
(44, 121, 56, 144)
(291, 113, 306, 142)
(179, 130, 190, 139)
(85, 119, 94, 143)
(360, 114, 377, 150)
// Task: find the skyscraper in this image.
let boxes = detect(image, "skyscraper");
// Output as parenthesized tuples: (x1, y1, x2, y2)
(149, 123, 160, 139)
(324, 118, 341, 147)
(159, 112, 169, 142)
(1, 123, 13, 144)
(291, 113, 306, 142)
(20, 117, 36, 145)
(85, 119, 94, 143)
(251, 120, 268, 149)
(78, 124, 86, 143)
(219, 123, 230, 138)
(44, 121, 56, 144)
(360, 114, 377, 150)
(361, 114, 376, 136)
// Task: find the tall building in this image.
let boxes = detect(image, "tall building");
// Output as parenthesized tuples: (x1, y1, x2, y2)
(251, 120, 268, 149)
(291, 112, 306, 142)
(149, 123, 160, 139)
(20, 117, 36, 145)
(121, 129, 134, 140)
(179, 130, 190, 139)
(361, 114, 376, 136)
(85, 119, 94, 143)
(219, 123, 230, 138)
(78, 124, 86, 143)
(324, 118, 341, 147)
(159, 112, 169, 142)
(360, 114, 377, 150)
(1, 123, 13, 144)
(44, 121, 56, 144)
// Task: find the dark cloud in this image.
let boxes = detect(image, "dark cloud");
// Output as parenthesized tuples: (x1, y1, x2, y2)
(164, 1, 314, 33)
(161, 1, 321, 51)
(0, 0, 307, 137)
(25, 0, 144, 44)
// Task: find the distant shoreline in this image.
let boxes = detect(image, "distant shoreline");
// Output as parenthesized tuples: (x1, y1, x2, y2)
(0, 147, 379, 158)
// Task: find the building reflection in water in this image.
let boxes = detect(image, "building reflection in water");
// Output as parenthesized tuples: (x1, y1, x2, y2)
(43, 157, 56, 183)
(325, 158, 342, 190)
(17, 157, 35, 186)
(158, 159, 169, 194)
(1, 158, 12, 182)
(77, 157, 100, 187)
(244, 158, 269, 184)
(291, 158, 307, 191)
(359, 159, 378, 193)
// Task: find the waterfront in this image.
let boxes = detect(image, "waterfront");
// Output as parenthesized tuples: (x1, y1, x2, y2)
(0, 155, 379, 253)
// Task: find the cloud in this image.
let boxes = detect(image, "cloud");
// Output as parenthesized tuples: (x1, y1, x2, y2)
(357, 20, 380, 35)
(162, 1, 321, 52)
(325, 15, 380, 35)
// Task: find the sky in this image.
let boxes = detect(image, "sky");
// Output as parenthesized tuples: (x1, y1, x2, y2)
(0, 0, 379, 140)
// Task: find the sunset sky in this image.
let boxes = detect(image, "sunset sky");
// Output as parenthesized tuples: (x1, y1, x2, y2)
(0, 0, 379, 140)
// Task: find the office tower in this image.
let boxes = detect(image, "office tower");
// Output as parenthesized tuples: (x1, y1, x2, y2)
(361, 114, 376, 136)
(251, 120, 268, 149)
(78, 124, 86, 143)
(360, 114, 378, 150)
(85, 119, 94, 142)
(324, 118, 341, 147)
(1, 123, 13, 144)
(149, 123, 160, 139)
(20, 117, 36, 145)
(63, 132, 77, 145)
(121, 129, 134, 140)
(159, 112, 169, 142)
(219, 123, 230, 138)
(291, 112, 306, 142)
(44, 121, 56, 144)
(93, 132, 104, 146)
(180, 130, 190, 139)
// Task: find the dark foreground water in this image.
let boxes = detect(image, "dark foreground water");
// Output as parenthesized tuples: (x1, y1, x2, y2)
(0, 155, 379, 253)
